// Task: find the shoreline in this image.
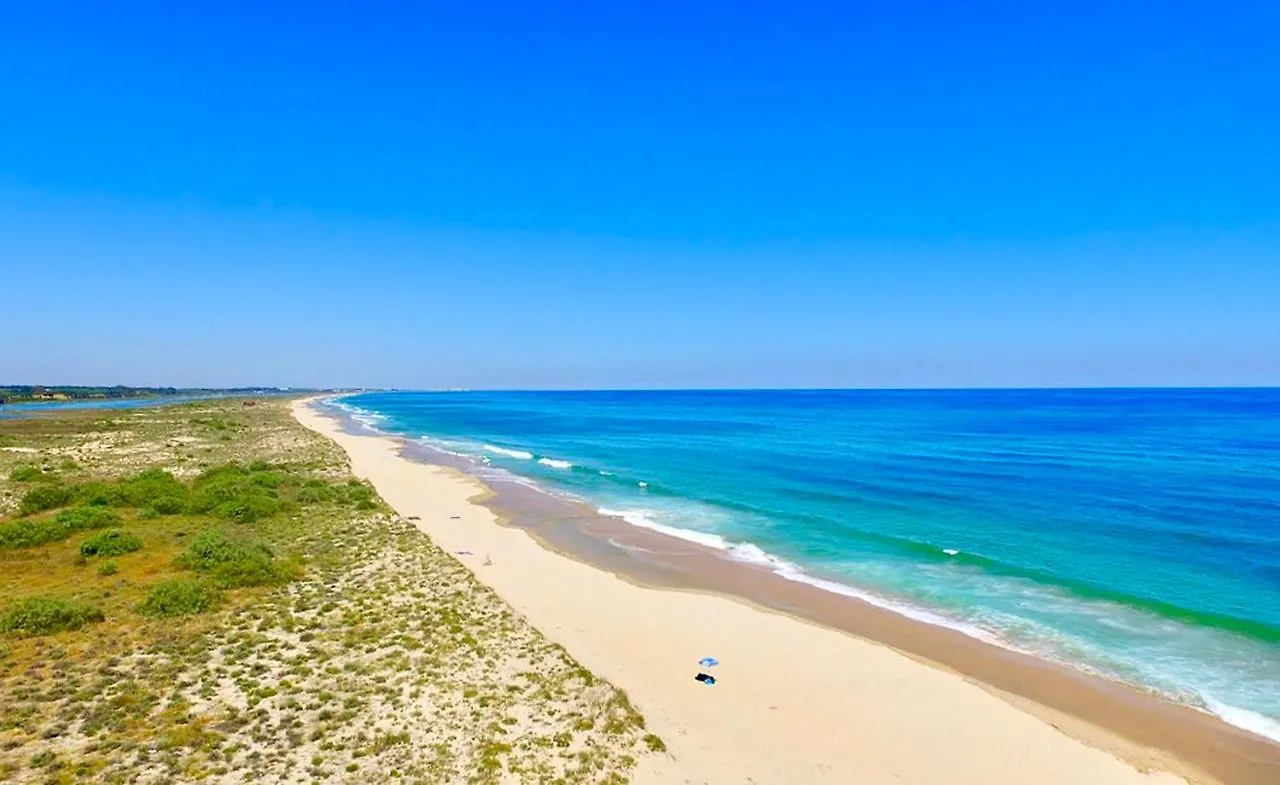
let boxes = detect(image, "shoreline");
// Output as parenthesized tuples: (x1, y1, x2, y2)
(298, 397, 1280, 784)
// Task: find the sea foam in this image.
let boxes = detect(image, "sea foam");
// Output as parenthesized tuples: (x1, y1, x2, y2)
(598, 508, 731, 550)
(537, 457, 573, 469)
(1202, 696, 1280, 743)
(484, 444, 534, 460)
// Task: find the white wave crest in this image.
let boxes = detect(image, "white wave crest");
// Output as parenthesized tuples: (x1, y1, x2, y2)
(537, 457, 573, 469)
(727, 542, 792, 570)
(597, 507, 1007, 647)
(598, 508, 731, 550)
(484, 444, 534, 460)
(1203, 696, 1280, 743)
(328, 400, 388, 432)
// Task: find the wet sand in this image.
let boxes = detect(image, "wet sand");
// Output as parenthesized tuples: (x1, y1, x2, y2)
(306, 399, 1280, 784)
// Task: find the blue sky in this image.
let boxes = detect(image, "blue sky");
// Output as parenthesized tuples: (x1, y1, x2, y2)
(2, 2, 1277, 388)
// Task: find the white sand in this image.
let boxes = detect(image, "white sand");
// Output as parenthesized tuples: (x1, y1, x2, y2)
(294, 399, 1194, 785)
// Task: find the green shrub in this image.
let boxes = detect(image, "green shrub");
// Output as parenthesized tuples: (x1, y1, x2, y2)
(75, 481, 117, 506)
(250, 471, 282, 488)
(18, 485, 75, 515)
(295, 485, 334, 504)
(339, 483, 374, 506)
(150, 495, 186, 515)
(9, 465, 45, 482)
(79, 530, 143, 558)
(139, 578, 221, 617)
(0, 597, 104, 636)
(212, 553, 300, 588)
(56, 506, 122, 531)
(187, 464, 286, 523)
(175, 530, 244, 570)
(215, 494, 283, 524)
(97, 560, 118, 577)
(0, 518, 72, 550)
(114, 469, 187, 508)
(175, 530, 298, 588)
(0, 505, 120, 551)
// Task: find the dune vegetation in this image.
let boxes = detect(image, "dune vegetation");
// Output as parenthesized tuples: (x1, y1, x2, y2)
(0, 398, 656, 784)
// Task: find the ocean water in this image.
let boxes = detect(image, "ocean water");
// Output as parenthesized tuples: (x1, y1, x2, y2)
(330, 389, 1280, 740)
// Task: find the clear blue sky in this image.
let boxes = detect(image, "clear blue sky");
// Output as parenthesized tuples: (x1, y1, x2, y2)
(2, 1, 1277, 389)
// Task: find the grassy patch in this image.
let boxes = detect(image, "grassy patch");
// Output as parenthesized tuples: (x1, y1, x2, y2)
(1, 597, 105, 636)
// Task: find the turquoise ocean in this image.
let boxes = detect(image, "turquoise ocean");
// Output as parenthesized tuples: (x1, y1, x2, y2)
(328, 389, 1280, 739)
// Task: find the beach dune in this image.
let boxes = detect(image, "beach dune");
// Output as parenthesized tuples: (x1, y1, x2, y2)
(294, 399, 1199, 785)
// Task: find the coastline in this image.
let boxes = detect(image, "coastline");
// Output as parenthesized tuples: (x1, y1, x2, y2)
(295, 397, 1280, 785)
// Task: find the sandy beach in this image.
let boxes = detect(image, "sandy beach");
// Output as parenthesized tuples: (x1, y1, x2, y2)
(294, 397, 1280, 785)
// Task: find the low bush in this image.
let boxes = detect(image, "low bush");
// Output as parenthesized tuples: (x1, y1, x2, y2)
(337, 482, 377, 509)
(216, 494, 284, 524)
(0, 597, 104, 636)
(9, 465, 46, 482)
(114, 469, 187, 508)
(212, 551, 301, 588)
(56, 506, 122, 531)
(18, 484, 76, 515)
(75, 481, 117, 506)
(296, 484, 334, 504)
(175, 530, 245, 570)
(97, 560, 118, 577)
(0, 505, 122, 551)
(150, 495, 186, 515)
(139, 578, 221, 617)
(0, 518, 72, 550)
(175, 530, 299, 588)
(79, 530, 143, 558)
(186, 464, 287, 523)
